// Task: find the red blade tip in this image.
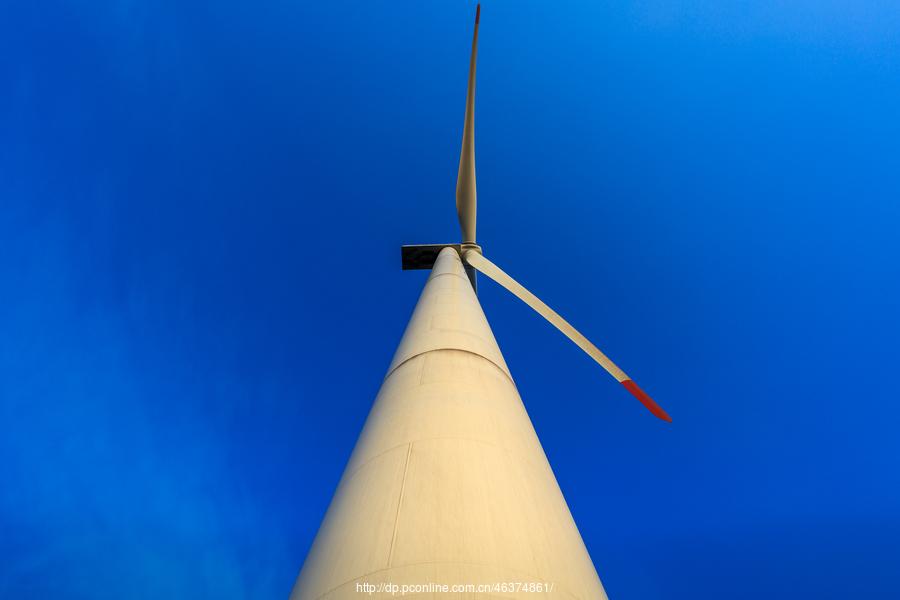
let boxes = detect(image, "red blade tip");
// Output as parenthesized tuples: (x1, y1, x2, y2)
(475, 4, 480, 24)
(621, 379, 672, 422)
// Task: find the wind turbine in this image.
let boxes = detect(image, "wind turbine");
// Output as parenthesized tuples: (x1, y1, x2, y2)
(290, 5, 669, 599)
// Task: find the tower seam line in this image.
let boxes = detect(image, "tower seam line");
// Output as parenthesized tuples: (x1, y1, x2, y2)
(386, 442, 412, 567)
(385, 347, 512, 383)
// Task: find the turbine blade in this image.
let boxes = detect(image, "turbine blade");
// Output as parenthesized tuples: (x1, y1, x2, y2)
(462, 250, 672, 422)
(456, 4, 480, 244)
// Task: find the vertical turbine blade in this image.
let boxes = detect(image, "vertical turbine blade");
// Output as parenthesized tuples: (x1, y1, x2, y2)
(456, 4, 480, 244)
(463, 250, 673, 422)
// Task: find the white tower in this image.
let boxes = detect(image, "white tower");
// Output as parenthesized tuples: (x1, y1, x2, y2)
(291, 248, 607, 598)
(290, 6, 670, 599)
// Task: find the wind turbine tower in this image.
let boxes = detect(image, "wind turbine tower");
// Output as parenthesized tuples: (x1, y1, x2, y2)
(290, 6, 670, 599)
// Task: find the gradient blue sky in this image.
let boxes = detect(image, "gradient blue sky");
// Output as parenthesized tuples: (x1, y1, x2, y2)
(3, 1, 900, 598)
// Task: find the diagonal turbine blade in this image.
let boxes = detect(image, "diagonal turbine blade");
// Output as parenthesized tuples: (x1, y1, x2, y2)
(462, 250, 672, 422)
(456, 4, 480, 244)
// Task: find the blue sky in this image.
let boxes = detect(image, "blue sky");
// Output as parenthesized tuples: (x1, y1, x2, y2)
(2, 1, 900, 598)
